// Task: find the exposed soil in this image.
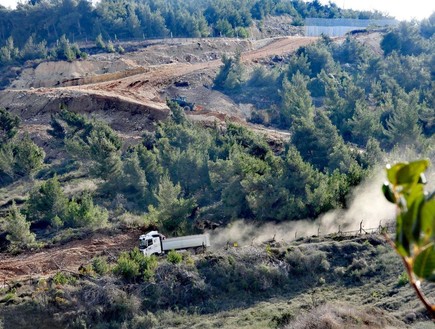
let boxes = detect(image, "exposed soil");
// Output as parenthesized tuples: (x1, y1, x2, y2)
(0, 36, 318, 137)
(0, 229, 140, 284)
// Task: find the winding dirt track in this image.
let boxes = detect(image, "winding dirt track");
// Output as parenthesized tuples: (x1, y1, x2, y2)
(0, 230, 140, 283)
(42, 36, 318, 112)
(0, 36, 318, 283)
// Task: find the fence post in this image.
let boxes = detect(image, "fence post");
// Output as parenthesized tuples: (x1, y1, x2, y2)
(359, 221, 363, 235)
(317, 225, 321, 237)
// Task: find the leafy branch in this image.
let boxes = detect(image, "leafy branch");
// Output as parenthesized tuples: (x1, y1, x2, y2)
(383, 159, 435, 318)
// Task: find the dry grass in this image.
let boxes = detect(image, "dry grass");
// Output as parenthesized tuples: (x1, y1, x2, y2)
(285, 303, 406, 329)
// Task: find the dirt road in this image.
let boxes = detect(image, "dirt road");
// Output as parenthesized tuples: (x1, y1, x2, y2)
(74, 36, 318, 105)
(0, 229, 139, 283)
(7, 36, 317, 114)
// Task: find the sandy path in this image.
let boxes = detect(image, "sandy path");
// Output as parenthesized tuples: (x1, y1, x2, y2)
(27, 36, 318, 108)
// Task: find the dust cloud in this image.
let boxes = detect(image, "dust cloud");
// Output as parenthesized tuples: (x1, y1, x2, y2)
(210, 169, 396, 248)
(210, 149, 435, 248)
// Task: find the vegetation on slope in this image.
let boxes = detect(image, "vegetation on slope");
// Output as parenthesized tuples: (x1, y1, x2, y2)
(1, 235, 432, 328)
(0, 19, 433, 254)
(215, 19, 434, 152)
(1, 102, 372, 251)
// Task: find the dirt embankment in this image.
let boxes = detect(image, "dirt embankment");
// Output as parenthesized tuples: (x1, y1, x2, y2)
(0, 88, 168, 134)
(0, 229, 141, 284)
(0, 36, 317, 137)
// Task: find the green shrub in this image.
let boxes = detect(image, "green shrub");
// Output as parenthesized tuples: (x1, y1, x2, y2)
(167, 250, 182, 264)
(26, 175, 68, 226)
(113, 254, 140, 282)
(397, 271, 409, 287)
(106, 41, 115, 53)
(131, 313, 157, 329)
(113, 248, 157, 282)
(95, 34, 105, 49)
(182, 254, 195, 266)
(285, 247, 329, 277)
(93, 257, 109, 276)
(78, 264, 94, 276)
(12, 134, 45, 177)
(5, 203, 35, 250)
(0, 107, 19, 143)
(271, 311, 293, 328)
(52, 272, 76, 285)
(66, 192, 108, 228)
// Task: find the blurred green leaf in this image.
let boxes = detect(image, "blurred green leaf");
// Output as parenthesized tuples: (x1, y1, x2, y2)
(405, 184, 424, 205)
(414, 244, 435, 282)
(386, 162, 407, 185)
(396, 213, 410, 257)
(421, 199, 435, 240)
(408, 194, 425, 245)
(396, 159, 429, 186)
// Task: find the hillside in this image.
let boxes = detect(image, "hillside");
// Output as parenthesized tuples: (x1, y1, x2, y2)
(0, 7, 434, 329)
(0, 36, 317, 139)
(1, 232, 434, 328)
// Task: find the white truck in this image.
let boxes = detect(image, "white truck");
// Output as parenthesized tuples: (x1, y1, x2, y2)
(139, 231, 210, 256)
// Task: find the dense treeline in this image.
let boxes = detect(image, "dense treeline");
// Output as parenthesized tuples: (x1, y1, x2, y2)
(51, 104, 372, 224)
(0, 34, 87, 67)
(1, 100, 377, 248)
(0, 0, 389, 66)
(216, 18, 434, 154)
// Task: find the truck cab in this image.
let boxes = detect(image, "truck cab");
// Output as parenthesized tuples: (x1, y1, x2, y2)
(139, 231, 163, 256)
(139, 230, 210, 256)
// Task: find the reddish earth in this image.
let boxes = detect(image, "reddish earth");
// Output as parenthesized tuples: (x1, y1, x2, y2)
(68, 36, 318, 110)
(0, 229, 140, 284)
(0, 36, 318, 134)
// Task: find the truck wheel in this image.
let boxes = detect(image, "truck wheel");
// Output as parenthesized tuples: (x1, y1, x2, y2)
(195, 246, 205, 254)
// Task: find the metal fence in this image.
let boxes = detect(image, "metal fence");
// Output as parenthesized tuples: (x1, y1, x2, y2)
(292, 220, 395, 241)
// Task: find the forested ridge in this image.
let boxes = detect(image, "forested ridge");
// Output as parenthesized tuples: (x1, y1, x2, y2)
(216, 17, 435, 146)
(0, 0, 391, 65)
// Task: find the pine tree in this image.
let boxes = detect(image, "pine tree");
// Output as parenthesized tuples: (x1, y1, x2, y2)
(5, 202, 35, 249)
(214, 52, 244, 90)
(47, 114, 66, 139)
(26, 176, 68, 226)
(286, 53, 311, 78)
(0, 107, 19, 143)
(280, 71, 314, 128)
(146, 175, 196, 235)
(0, 143, 14, 186)
(66, 192, 108, 228)
(292, 112, 348, 173)
(118, 150, 149, 209)
(384, 92, 423, 149)
(12, 134, 45, 177)
(348, 101, 383, 146)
